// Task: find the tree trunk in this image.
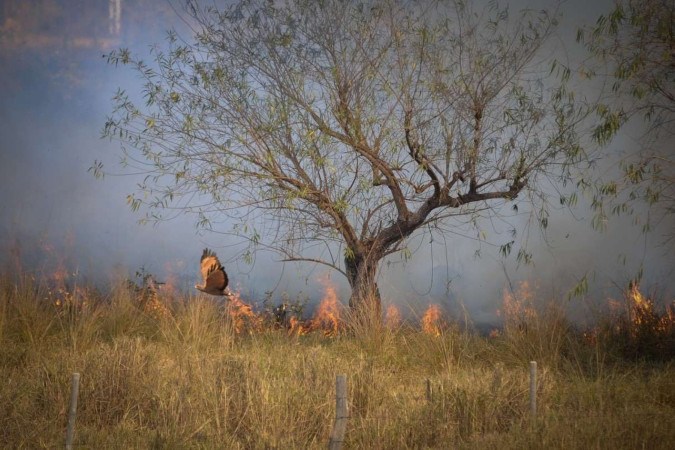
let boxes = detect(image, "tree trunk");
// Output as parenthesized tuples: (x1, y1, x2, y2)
(345, 251, 382, 317)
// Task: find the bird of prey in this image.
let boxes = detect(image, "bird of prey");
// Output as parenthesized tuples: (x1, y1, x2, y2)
(195, 248, 232, 296)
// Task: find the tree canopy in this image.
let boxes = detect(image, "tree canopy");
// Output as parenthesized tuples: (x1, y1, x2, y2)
(578, 0, 674, 242)
(102, 0, 586, 312)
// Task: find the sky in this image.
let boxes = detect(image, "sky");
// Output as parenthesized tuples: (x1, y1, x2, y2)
(0, 0, 673, 326)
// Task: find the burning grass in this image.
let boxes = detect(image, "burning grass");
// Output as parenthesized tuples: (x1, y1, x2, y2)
(421, 304, 445, 336)
(591, 282, 675, 361)
(0, 270, 673, 449)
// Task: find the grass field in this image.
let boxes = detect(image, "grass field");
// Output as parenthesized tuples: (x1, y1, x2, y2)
(1, 270, 673, 449)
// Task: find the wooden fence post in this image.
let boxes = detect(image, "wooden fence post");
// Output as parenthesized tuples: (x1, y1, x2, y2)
(328, 374, 348, 450)
(529, 361, 537, 422)
(66, 372, 81, 450)
(491, 363, 503, 395)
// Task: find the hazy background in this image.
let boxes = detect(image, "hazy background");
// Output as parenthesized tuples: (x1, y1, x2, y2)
(1, 0, 673, 326)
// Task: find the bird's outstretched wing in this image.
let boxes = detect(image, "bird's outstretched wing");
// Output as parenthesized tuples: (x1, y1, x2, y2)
(198, 248, 229, 295)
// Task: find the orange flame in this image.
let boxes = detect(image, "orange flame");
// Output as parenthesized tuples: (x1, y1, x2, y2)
(628, 283, 651, 331)
(162, 274, 179, 299)
(625, 283, 674, 337)
(215, 277, 346, 337)
(385, 305, 402, 329)
(162, 259, 185, 299)
(422, 304, 443, 336)
(288, 316, 308, 336)
(133, 276, 170, 320)
(227, 291, 263, 334)
(140, 290, 169, 319)
(580, 283, 675, 348)
(39, 237, 88, 312)
(499, 280, 537, 333)
(41, 240, 69, 293)
(307, 278, 342, 336)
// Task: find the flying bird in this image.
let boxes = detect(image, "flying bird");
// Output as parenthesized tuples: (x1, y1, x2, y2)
(195, 248, 232, 296)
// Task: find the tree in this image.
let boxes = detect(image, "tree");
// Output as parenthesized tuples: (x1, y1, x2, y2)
(578, 0, 674, 242)
(101, 0, 585, 315)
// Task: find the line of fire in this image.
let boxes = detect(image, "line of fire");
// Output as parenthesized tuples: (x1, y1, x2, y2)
(9, 236, 674, 360)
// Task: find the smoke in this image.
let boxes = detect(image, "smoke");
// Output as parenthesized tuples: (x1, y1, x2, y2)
(0, 0, 673, 327)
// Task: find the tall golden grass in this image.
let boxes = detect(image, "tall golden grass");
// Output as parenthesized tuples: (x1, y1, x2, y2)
(0, 271, 673, 449)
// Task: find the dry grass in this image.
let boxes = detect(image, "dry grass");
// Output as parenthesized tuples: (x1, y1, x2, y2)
(0, 272, 673, 449)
